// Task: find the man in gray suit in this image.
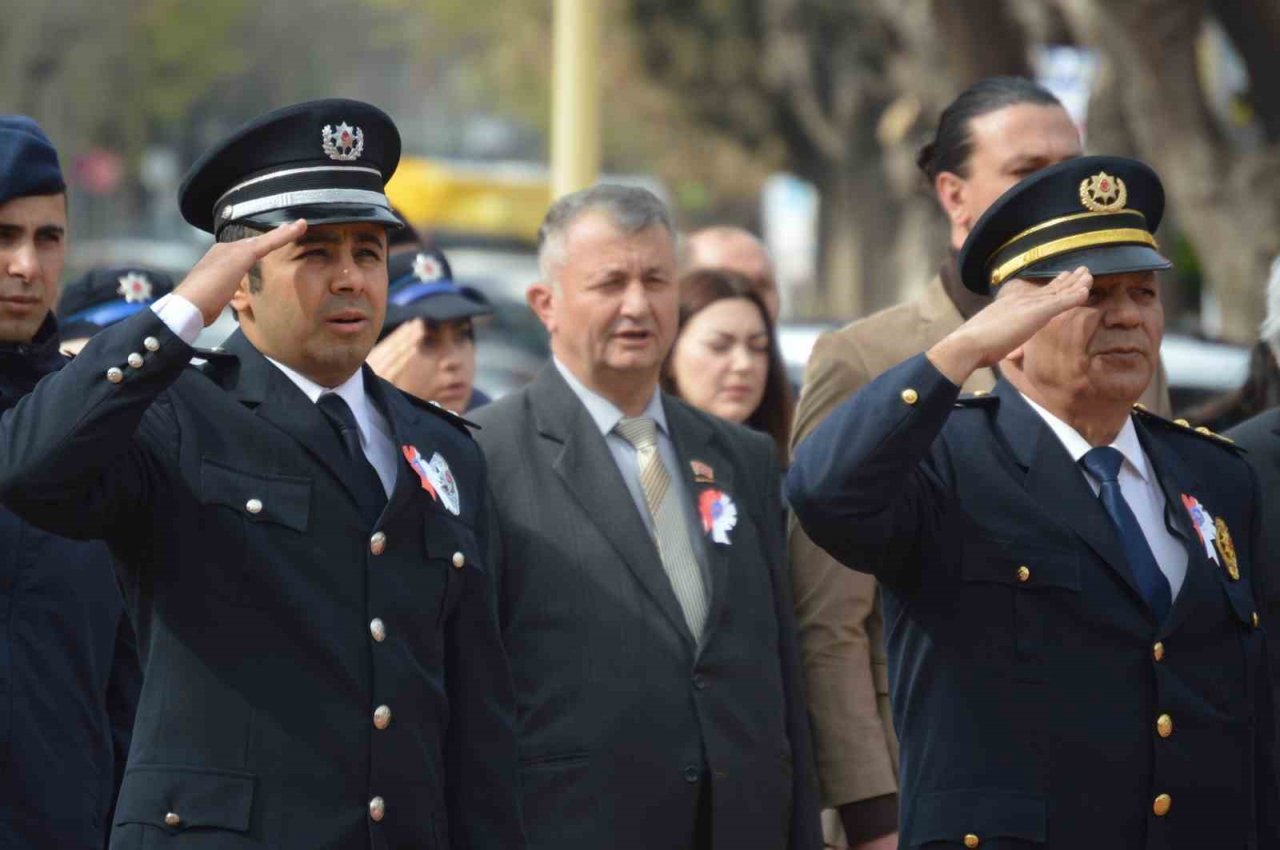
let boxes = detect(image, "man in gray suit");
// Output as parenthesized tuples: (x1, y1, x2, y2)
(471, 185, 821, 850)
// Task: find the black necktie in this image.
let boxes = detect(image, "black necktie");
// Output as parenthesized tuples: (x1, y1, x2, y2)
(316, 393, 387, 527)
(1080, 446, 1173, 622)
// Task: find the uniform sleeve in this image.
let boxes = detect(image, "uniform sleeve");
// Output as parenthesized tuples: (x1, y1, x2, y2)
(787, 352, 960, 583)
(0, 309, 188, 543)
(1245, 459, 1280, 846)
(443, 464, 525, 849)
(788, 330, 900, 831)
(750, 438, 822, 850)
(105, 609, 142, 839)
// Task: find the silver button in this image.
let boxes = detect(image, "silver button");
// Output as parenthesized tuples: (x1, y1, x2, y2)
(144, 336, 160, 352)
(370, 531, 387, 556)
(164, 811, 181, 827)
(127, 352, 144, 369)
(369, 796, 385, 822)
(106, 367, 124, 384)
(452, 551, 465, 569)
(245, 498, 263, 515)
(370, 618, 386, 642)
(373, 704, 392, 730)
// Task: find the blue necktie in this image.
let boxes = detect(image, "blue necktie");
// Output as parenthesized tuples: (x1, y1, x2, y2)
(1080, 446, 1172, 622)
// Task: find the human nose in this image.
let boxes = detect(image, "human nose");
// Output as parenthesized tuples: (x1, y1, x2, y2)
(619, 280, 649, 317)
(6, 240, 39, 282)
(728, 343, 753, 372)
(331, 251, 367, 294)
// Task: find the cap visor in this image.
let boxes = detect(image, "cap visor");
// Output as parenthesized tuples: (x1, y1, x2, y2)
(234, 203, 402, 233)
(384, 293, 494, 331)
(1020, 244, 1172, 280)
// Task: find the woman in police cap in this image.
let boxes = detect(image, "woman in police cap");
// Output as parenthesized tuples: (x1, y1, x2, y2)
(367, 245, 494, 413)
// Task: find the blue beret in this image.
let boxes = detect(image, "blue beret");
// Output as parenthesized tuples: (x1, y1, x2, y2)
(0, 115, 65, 206)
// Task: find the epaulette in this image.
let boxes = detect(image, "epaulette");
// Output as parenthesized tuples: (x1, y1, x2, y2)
(188, 347, 239, 384)
(955, 389, 999, 408)
(399, 390, 480, 437)
(1131, 403, 1242, 450)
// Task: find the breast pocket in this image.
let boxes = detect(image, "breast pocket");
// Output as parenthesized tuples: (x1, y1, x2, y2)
(198, 458, 312, 607)
(424, 513, 483, 627)
(961, 539, 1081, 679)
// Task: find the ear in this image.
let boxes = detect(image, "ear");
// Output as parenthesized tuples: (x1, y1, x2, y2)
(228, 274, 254, 320)
(527, 281, 556, 334)
(934, 171, 969, 228)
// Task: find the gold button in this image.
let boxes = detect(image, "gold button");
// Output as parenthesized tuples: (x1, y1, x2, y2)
(452, 551, 465, 569)
(1173, 418, 1190, 428)
(1153, 793, 1172, 816)
(901, 388, 919, 405)
(1153, 641, 1165, 662)
(1156, 713, 1173, 738)
(164, 811, 181, 827)
(1252, 611, 1260, 628)
(1195, 426, 1212, 435)
(370, 531, 386, 556)
(1133, 402, 1147, 411)
(1016, 565, 1031, 583)
(245, 498, 263, 515)
(370, 618, 386, 642)
(127, 352, 144, 369)
(972, 390, 988, 397)
(106, 367, 124, 384)
(144, 336, 160, 352)
(369, 796, 385, 822)
(373, 704, 392, 730)
(964, 835, 980, 849)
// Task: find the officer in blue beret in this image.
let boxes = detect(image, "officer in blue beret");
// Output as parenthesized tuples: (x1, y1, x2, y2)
(367, 246, 495, 413)
(0, 116, 141, 848)
(789, 155, 1277, 849)
(0, 100, 522, 849)
(56, 266, 175, 354)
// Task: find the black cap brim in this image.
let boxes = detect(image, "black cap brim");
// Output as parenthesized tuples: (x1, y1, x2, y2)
(239, 203, 402, 232)
(385, 292, 494, 331)
(1019, 244, 1172, 280)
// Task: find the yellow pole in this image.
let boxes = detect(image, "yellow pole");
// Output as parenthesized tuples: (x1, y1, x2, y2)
(551, 0, 601, 199)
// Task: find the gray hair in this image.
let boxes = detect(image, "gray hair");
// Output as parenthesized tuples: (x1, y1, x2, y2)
(1262, 254, 1280, 358)
(537, 184, 674, 281)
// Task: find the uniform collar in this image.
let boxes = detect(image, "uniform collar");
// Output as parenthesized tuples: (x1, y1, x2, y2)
(265, 357, 365, 408)
(1020, 392, 1151, 483)
(552, 356, 668, 438)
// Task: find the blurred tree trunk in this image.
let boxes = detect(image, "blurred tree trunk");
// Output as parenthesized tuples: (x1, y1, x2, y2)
(1057, 0, 1280, 343)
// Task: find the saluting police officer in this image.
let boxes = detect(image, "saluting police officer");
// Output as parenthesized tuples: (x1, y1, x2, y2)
(0, 99, 523, 850)
(788, 155, 1278, 849)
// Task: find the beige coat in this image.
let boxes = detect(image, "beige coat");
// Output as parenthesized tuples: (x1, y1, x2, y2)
(790, 274, 1169, 846)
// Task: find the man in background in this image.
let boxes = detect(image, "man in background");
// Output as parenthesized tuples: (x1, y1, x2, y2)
(0, 115, 140, 848)
(683, 226, 781, 322)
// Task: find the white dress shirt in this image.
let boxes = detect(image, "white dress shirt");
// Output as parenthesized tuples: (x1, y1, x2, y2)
(1021, 394, 1187, 599)
(552, 358, 708, 572)
(151, 293, 398, 496)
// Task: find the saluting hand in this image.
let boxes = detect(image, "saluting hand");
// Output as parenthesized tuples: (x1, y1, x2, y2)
(367, 318, 427, 389)
(173, 220, 308, 326)
(927, 266, 1092, 386)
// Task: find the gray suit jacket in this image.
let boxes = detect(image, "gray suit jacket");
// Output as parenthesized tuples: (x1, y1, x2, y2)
(472, 364, 822, 850)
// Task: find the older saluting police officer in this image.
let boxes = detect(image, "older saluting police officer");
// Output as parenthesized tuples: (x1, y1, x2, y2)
(0, 100, 522, 849)
(789, 156, 1278, 849)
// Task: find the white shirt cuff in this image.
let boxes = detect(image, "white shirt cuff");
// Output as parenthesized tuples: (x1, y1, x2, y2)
(149, 293, 204, 345)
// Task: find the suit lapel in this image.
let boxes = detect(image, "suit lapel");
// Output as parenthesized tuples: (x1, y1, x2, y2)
(222, 331, 354, 491)
(365, 370, 429, 524)
(1136, 422, 1218, 635)
(664, 397, 730, 643)
(531, 366, 697, 651)
(993, 381, 1146, 604)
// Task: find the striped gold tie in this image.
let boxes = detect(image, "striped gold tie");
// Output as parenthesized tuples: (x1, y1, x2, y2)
(615, 416, 708, 641)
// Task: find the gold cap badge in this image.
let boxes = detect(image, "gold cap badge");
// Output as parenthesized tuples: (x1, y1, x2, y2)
(1079, 171, 1128, 213)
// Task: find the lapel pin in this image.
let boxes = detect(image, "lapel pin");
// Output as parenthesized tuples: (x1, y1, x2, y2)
(1180, 494, 1221, 566)
(698, 488, 737, 545)
(402, 445, 439, 501)
(1214, 517, 1240, 580)
(690, 460, 715, 484)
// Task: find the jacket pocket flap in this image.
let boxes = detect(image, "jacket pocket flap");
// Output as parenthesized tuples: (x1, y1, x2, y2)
(115, 765, 255, 831)
(200, 458, 310, 533)
(424, 514, 482, 570)
(1221, 576, 1259, 626)
(908, 788, 1045, 846)
(962, 539, 1081, 591)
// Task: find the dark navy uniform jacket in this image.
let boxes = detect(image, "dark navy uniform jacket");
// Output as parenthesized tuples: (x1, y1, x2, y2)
(0, 309, 522, 850)
(1, 316, 140, 848)
(788, 353, 1278, 850)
